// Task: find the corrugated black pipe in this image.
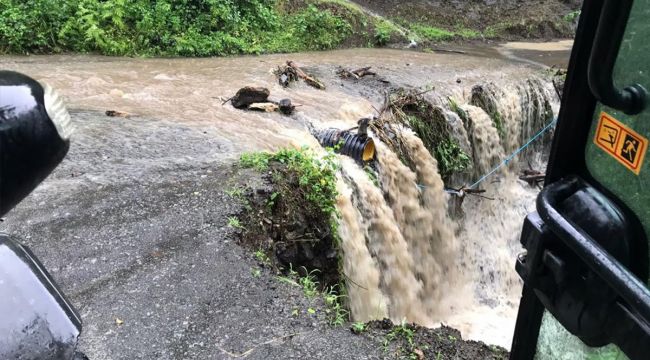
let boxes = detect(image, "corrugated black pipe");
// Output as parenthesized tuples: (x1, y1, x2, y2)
(315, 128, 375, 162)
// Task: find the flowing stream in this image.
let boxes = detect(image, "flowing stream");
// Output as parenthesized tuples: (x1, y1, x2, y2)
(0, 44, 564, 349)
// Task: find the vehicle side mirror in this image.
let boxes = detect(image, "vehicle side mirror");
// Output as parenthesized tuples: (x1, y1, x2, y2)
(0, 70, 72, 217)
(0, 234, 82, 359)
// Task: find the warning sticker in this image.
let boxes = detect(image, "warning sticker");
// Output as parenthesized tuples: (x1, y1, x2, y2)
(594, 112, 647, 175)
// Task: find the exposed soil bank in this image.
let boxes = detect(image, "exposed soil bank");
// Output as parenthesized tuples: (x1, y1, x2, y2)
(353, 0, 582, 40)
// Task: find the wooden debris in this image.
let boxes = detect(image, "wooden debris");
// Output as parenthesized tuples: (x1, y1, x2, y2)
(231, 86, 270, 109)
(338, 66, 377, 80)
(286, 61, 326, 90)
(248, 102, 279, 112)
(274, 66, 299, 87)
(105, 110, 130, 118)
(520, 169, 545, 186)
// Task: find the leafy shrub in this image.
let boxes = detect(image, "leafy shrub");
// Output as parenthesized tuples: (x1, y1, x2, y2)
(374, 21, 393, 46)
(0, 0, 353, 56)
(288, 5, 352, 51)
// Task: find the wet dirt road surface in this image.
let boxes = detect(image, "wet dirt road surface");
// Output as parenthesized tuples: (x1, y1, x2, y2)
(0, 44, 571, 359)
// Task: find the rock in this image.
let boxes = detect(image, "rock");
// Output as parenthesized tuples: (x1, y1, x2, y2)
(278, 99, 295, 115)
(231, 87, 270, 109)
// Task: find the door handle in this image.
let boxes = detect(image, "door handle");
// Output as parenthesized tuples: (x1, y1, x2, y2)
(537, 177, 650, 323)
(588, 0, 647, 115)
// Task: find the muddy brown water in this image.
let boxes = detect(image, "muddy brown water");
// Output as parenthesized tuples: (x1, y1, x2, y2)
(0, 42, 570, 151)
(0, 41, 571, 350)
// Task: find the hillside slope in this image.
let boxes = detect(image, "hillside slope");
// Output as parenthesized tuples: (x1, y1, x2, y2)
(351, 0, 582, 40)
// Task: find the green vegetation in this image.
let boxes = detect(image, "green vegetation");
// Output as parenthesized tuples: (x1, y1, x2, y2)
(448, 97, 469, 125)
(563, 10, 581, 23)
(225, 186, 245, 199)
(351, 321, 367, 334)
(240, 152, 272, 171)
(409, 24, 482, 42)
(363, 165, 380, 187)
(323, 285, 348, 326)
(277, 265, 349, 325)
(376, 89, 472, 180)
(227, 216, 244, 229)
(410, 24, 455, 42)
(434, 140, 472, 178)
(240, 147, 339, 226)
(374, 21, 396, 46)
(383, 321, 422, 359)
(0, 0, 405, 56)
(254, 249, 271, 265)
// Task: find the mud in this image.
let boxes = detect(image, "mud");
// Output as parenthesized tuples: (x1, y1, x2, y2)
(363, 320, 508, 360)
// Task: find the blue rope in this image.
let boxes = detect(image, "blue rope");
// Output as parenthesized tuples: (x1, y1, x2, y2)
(467, 117, 557, 189)
(415, 117, 557, 191)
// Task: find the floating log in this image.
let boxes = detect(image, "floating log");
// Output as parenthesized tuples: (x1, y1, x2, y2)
(105, 110, 130, 118)
(519, 169, 545, 186)
(519, 173, 545, 184)
(338, 66, 377, 80)
(287, 61, 326, 90)
(248, 102, 279, 112)
(231, 86, 270, 109)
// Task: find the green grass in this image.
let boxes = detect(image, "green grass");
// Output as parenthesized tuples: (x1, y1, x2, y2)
(254, 249, 271, 265)
(276, 264, 348, 326)
(324, 285, 348, 326)
(410, 24, 455, 42)
(563, 10, 581, 23)
(225, 186, 245, 199)
(298, 268, 320, 298)
(409, 23, 483, 43)
(227, 216, 245, 230)
(448, 97, 468, 125)
(241, 147, 340, 227)
(383, 321, 418, 357)
(351, 321, 367, 334)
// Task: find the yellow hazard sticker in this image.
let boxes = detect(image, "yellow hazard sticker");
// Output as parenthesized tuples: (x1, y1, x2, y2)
(594, 112, 647, 175)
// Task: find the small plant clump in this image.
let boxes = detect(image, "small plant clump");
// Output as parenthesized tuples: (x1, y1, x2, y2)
(276, 265, 349, 326)
(563, 10, 581, 23)
(227, 216, 244, 230)
(371, 89, 472, 181)
(351, 321, 367, 334)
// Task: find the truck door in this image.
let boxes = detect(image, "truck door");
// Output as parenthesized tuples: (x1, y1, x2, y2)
(512, 1, 650, 359)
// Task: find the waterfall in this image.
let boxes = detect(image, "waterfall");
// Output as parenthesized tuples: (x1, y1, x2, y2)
(335, 76, 558, 349)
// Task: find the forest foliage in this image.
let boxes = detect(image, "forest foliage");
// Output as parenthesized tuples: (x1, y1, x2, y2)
(0, 0, 370, 56)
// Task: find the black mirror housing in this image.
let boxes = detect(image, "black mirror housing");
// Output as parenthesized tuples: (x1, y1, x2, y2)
(0, 234, 82, 359)
(0, 70, 71, 217)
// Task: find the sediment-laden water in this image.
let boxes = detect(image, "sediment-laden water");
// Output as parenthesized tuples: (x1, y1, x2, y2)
(337, 76, 557, 348)
(0, 45, 562, 349)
